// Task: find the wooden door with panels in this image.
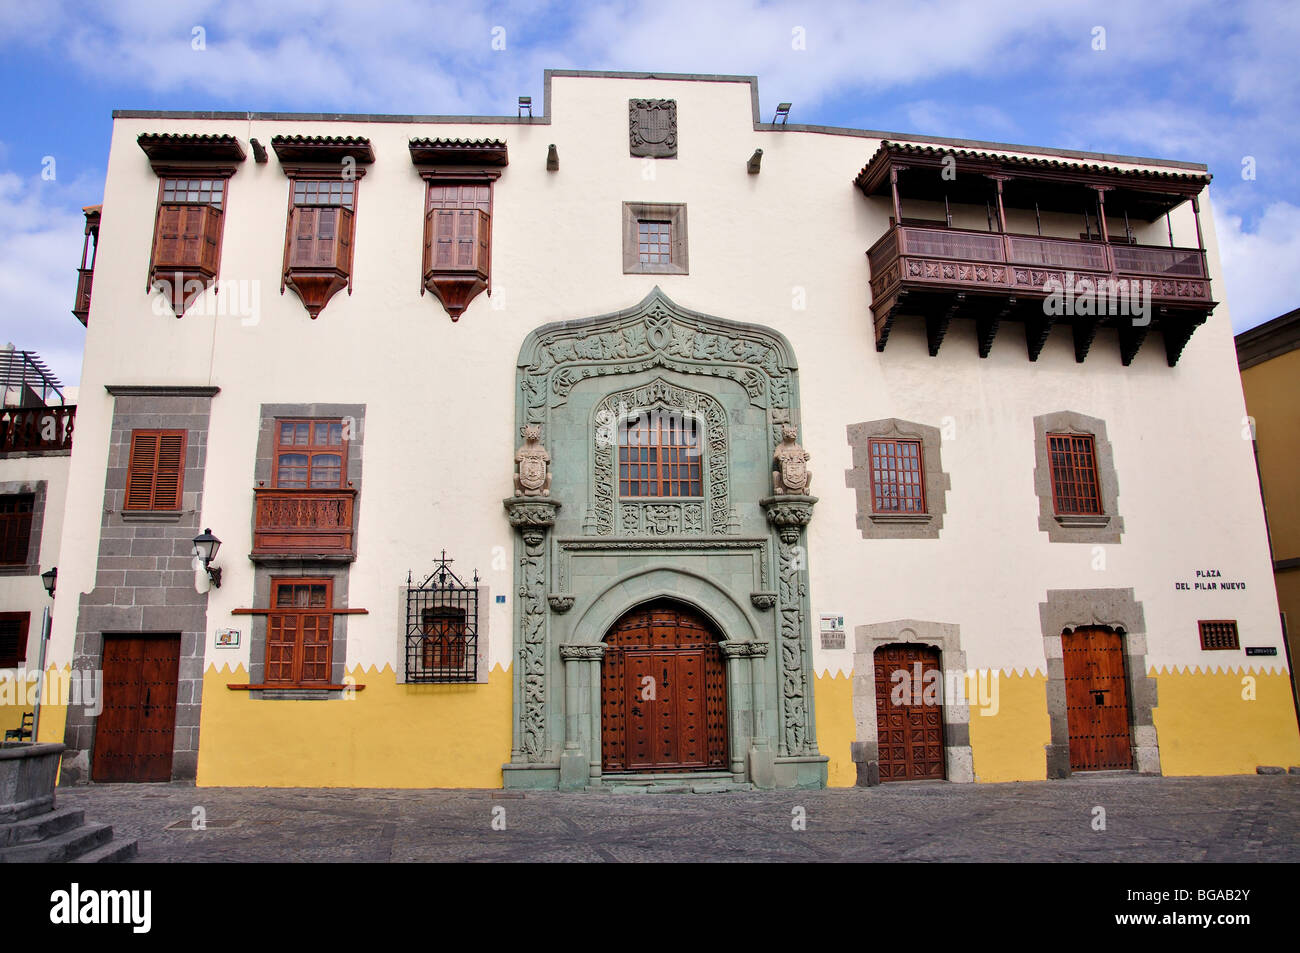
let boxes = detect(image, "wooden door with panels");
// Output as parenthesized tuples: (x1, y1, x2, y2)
(1062, 626, 1133, 771)
(601, 601, 728, 773)
(92, 634, 181, 782)
(874, 643, 945, 781)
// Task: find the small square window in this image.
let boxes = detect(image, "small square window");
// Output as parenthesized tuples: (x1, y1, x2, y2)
(623, 202, 687, 275)
(1198, 620, 1240, 651)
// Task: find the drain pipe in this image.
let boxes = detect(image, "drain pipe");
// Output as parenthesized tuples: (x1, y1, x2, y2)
(31, 606, 50, 742)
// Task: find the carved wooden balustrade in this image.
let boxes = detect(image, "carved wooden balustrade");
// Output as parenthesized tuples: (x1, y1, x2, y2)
(0, 405, 75, 454)
(252, 487, 356, 556)
(867, 223, 1213, 365)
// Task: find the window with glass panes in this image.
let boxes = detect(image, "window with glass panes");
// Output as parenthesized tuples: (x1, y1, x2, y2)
(272, 419, 346, 489)
(868, 438, 926, 513)
(638, 220, 672, 264)
(618, 412, 702, 497)
(421, 606, 468, 670)
(292, 180, 354, 209)
(0, 495, 35, 565)
(1047, 433, 1102, 515)
(160, 178, 224, 208)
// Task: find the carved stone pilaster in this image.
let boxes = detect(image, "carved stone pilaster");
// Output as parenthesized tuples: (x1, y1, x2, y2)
(505, 497, 561, 762)
(761, 494, 817, 757)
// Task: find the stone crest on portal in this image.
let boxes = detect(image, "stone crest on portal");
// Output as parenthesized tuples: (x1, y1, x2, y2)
(514, 424, 552, 497)
(629, 99, 678, 158)
(772, 424, 812, 495)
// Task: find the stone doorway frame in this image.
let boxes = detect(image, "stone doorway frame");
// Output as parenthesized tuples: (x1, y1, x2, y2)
(1039, 588, 1160, 778)
(850, 619, 974, 785)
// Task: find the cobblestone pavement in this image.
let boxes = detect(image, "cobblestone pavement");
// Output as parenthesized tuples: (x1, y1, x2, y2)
(55, 774, 1300, 862)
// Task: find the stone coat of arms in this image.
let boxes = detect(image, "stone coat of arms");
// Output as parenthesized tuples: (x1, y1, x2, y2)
(772, 424, 812, 495)
(514, 424, 552, 497)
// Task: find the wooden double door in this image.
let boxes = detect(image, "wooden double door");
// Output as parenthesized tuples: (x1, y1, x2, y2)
(874, 644, 945, 781)
(92, 634, 181, 782)
(1062, 626, 1133, 771)
(601, 602, 728, 773)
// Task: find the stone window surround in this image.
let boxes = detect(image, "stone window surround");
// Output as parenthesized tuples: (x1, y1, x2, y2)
(1033, 410, 1124, 543)
(850, 619, 974, 785)
(1039, 587, 1160, 778)
(622, 202, 688, 275)
(61, 384, 218, 786)
(845, 418, 950, 540)
(394, 581, 491, 685)
(246, 402, 365, 699)
(0, 480, 46, 575)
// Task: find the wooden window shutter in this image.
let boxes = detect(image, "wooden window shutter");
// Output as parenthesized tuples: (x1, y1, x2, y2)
(125, 430, 187, 510)
(454, 208, 477, 269)
(154, 206, 183, 266)
(291, 206, 318, 268)
(0, 614, 29, 667)
(200, 205, 222, 272)
(433, 209, 457, 268)
(476, 209, 490, 275)
(315, 208, 338, 265)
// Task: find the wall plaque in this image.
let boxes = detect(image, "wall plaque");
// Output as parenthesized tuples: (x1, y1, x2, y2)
(820, 614, 845, 650)
(630, 99, 678, 158)
(1245, 646, 1278, 656)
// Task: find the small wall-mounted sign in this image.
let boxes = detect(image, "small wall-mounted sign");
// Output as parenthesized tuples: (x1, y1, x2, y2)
(215, 628, 241, 648)
(1245, 646, 1278, 657)
(496, 595, 506, 605)
(820, 614, 846, 650)
(1173, 568, 1248, 592)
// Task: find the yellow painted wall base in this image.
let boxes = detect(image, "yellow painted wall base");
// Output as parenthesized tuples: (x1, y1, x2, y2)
(814, 671, 855, 787)
(196, 663, 513, 788)
(968, 670, 1051, 783)
(1153, 666, 1300, 776)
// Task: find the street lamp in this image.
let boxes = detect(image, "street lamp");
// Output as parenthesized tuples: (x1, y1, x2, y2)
(40, 566, 57, 598)
(192, 528, 222, 589)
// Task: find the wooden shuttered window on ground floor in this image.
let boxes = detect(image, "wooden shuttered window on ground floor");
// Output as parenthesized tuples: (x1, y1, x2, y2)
(124, 430, 187, 510)
(0, 494, 34, 565)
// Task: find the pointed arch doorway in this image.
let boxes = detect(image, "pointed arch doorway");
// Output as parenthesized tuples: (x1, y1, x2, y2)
(600, 600, 728, 773)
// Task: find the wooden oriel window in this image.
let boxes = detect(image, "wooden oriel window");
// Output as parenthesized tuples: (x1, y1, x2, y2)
(421, 606, 468, 670)
(266, 578, 334, 685)
(0, 612, 30, 667)
(1198, 620, 1240, 651)
(618, 413, 703, 497)
(425, 183, 491, 273)
(0, 494, 35, 565)
(272, 419, 346, 489)
(124, 430, 187, 510)
(280, 177, 358, 318)
(1047, 433, 1103, 515)
(148, 173, 232, 316)
(868, 438, 926, 513)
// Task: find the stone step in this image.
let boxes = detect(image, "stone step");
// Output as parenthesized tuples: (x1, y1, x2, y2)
(71, 839, 139, 864)
(0, 808, 86, 847)
(0, 822, 113, 863)
(588, 778, 754, 794)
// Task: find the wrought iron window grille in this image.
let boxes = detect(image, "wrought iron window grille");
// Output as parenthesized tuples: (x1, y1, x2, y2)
(405, 551, 479, 683)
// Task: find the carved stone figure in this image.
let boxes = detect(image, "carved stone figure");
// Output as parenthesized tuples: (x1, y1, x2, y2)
(514, 424, 552, 497)
(772, 424, 812, 495)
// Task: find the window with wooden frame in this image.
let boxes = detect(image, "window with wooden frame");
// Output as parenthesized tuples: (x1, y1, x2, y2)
(0, 494, 35, 565)
(0, 612, 30, 667)
(272, 419, 346, 489)
(868, 438, 926, 514)
(266, 578, 334, 685)
(124, 430, 187, 510)
(281, 178, 357, 318)
(1198, 620, 1240, 651)
(421, 606, 468, 670)
(622, 202, 688, 274)
(618, 411, 703, 498)
(1047, 432, 1102, 515)
(420, 180, 494, 320)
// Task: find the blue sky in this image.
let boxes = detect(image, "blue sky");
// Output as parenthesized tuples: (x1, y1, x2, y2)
(2, 0, 1297, 388)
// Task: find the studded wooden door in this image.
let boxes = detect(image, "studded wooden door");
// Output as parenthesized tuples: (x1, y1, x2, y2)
(1062, 627, 1133, 771)
(874, 644, 945, 781)
(92, 635, 181, 782)
(601, 601, 727, 773)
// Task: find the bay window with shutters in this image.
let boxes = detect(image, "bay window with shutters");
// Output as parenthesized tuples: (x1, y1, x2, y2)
(253, 418, 356, 556)
(137, 133, 246, 317)
(409, 137, 508, 321)
(124, 430, 187, 512)
(272, 135, 375, 319)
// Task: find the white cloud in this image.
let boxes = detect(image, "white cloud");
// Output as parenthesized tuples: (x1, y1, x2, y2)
(1216, 200, 1300, 332)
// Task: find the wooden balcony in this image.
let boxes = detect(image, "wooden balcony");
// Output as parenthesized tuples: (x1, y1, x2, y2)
(252, 488, 356, 558)
(72, 268, 93, 326)
(868, 223, 1215, 365)
(0, 405, 74, 455)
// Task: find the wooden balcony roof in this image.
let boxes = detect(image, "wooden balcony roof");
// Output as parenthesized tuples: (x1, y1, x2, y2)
(136, 133, 246, 163)
(271, 135, 375, 164)
(408, 138, 509, 166)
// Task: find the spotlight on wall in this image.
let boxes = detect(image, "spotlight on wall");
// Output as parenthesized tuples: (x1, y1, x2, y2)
(774, 103, 791, 125)
(518, 96, 533, 117)
(192, 528, 223, 589)
(41, 566, 57, 598)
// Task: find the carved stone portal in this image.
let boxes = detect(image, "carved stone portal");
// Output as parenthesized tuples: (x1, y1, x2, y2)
(629, 99, 678, 158)
(513, 424, 552, 497)
(772, 424, 812, 495)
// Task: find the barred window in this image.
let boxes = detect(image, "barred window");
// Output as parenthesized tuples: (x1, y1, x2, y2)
(868, 438, 925, 513)
(619, 412, 702, 498)
(1198, 620, 1240, 651)
(1048, 433, 1102, 515)
(405, 555, 479, 683)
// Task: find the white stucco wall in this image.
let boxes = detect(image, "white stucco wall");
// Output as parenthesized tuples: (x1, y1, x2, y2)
(48, 73, 1282, 688)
